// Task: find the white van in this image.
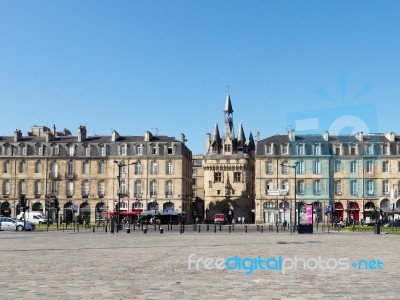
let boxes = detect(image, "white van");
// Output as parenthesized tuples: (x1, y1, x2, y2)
(17, 211, 50, 224)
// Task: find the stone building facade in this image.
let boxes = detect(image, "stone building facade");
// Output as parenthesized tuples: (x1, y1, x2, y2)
(255, 129, 400, 225)
(203, 94, 255, 223)
(0, 125, 193, 224)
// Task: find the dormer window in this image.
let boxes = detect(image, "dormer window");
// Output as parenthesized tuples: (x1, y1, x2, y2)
(135, 144, 142, 155)
(83, 144, 90, 157)
(67, 144, 75, 156)
(312, 143, 321, 155)
(224, 144, 231, 152)
(35, 144, 43, 156)
(282, 143, 288, 155)
(151, 144, 157, 155)
(334, 143, 341, 155)
(167, 144, 173, 155)
(99, 144, 106, 157)
(4, 144, 12, 156)
(382, 143, 390, 155)
(367, 144, 374, 155)
(297, 143, 304, 156)
(19, 143, 27, 156)
(119, 144, 127, 156)
(266, 143, 273, 154)
(350, 144, 357, 155)
(51, 144, 59, 156)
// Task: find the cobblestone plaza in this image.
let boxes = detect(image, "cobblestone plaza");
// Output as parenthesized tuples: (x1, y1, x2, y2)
(0, 227, 399, 299)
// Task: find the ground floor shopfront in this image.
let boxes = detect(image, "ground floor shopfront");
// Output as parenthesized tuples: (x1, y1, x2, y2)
(256, 198, 400, 225)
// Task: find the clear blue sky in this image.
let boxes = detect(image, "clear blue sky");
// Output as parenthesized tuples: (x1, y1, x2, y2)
(1, 1, 400, 154)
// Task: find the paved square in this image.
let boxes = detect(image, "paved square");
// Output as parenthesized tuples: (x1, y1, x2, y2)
(0, 226, 399, 299)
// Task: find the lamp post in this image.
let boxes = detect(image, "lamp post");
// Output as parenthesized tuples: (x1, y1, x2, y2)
(114, 161, 135, 231)
(281, 162, 299, 231)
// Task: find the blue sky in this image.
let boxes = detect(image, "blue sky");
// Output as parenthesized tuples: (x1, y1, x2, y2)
(1, 1, 400, 154)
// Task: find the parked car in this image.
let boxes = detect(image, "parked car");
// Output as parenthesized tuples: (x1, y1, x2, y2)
(214, 213, 226, 225)
(383, 219, 400, 227)
(0, 217, 35, 231)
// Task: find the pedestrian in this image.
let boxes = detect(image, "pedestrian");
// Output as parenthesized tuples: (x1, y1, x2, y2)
(237, 216, 241, 224)
(242, 217, 245, 224)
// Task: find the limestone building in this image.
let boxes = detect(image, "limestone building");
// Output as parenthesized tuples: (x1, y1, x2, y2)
(203, 94, 256, 223)
(0, 125, 193, 224)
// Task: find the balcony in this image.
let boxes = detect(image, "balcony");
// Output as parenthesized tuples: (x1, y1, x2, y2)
(49, 190, 58, 197)
(49, 172, 62, 180)
(166, 193, 173, 198)
(65, 173, 78, 179)
(66, 190, 74, 197)
(117, 192, 128, 198)
(98, 191, 105, 198)
(82, 191, 89, 198)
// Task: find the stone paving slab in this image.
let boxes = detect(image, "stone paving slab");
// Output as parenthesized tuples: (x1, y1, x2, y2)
(0, 226, 399, 299)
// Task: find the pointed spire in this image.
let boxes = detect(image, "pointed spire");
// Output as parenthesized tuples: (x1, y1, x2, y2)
(211, 123, 221, 145)
(248, 132, 255, 150)
(237, 122, 246, 143)
(224, 94, 233, 114)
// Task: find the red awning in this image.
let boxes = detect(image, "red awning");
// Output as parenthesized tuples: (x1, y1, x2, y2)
(120, 211, 140, 215)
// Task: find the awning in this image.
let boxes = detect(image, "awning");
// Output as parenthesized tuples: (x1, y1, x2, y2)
(120, 211, 140, 215)
(380, 207, 395, 213)
(159, 209, 179, 216)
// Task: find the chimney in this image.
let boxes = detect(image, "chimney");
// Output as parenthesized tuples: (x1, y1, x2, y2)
(181, 133, 186, 144)
(288, 129, 295, 142)
(256, 131, 261, 142)
(323, 130, 329, 141)
(111, 130, 119, 142)
(356, 132, 364, 141)
(14, 129, 22, 142)
(45, 131, 53, 142)
(206, 133, 211, 150)
(78, 125, 87, 142)
(144, 131, 152, 142)
(385, 132, 395, 142)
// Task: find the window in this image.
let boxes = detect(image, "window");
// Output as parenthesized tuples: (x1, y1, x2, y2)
(151, 161, 158, 175)
(314, 161, 321, 174)
(3, 180, 10, 195)
(150, 181, 157, 197)
(50, 181, 58, 194)
(50, 162, 58, 177)
(234, 172, 241, 182)
(224, 144, 231, 153)
(83, 145, 90, 157)
(350, 180, 358, 195)
(266, 180, 273, 194)
(367, 144, 374, 155)
(135, 162, 142, 175)
(19, 161, 27, 173)
(350, 144, 357, 155)
(366, 160, 374, 173)
(312, 144, 321, 155)
(281, 163, 288, 175)
(82, 161, 90, 174)
(66, 181, 74, 196)
(214, 172, 222, 182)
(120, 164, 126, 176)
(167, 145, 173, 155)
(297, 161, 304, 174)
(19, 180, 26, 195)
(67, 145, 75, 156)
(335, 144, 341, 155)
(98, 181, 105, 196)
(334, 180, 342, 195)
(166, 180, 173, 196)
(100, 145, 106, 157)
(383, 144, 389, 155)
(282, 143, 288, 155)
(135, 144, 142, 155)
(350, 161, 357, 173)
(335, 160, 342, 172)
(67, 162, 74, 177)
(51, 145, 59, 156)
(20, 145, 27, 156)
(82, 181, 90, 196)
(313, 180, 321, 195)
(297, 144, 304, 155)
(120, 180, 126, 195)
(398, 161, 400, 172)
(5, 145, 12, 156)
(35, 180, 42, 195)
(35, 161, 42, 173)
(297, 180, 305, 195)
(166, 161, 173, 175)
(266, 143, 273, 154)
(266, 161, 273, 174)
(382, 161, 389, 172)
(98, 161, 106, 174)
(35, 145, 43, 156)
(382, 180, 389, 195)
(282, 180, 288, 191)
(119, 145, 126, 156)
(134, 180, 142, 197)
(366, 180, 374, 195)
(151, 145, 157, 155)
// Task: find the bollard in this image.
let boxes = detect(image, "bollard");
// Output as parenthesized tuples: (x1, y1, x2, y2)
(127, 227, 130, 234)
(207, 224, 209, 231)
(276, 225, 278, 233)
(143, 228, 147, 234)
(133, 224, 136, 231)
(214, 225, 217, 233)
(168, 224, 170, 231)
(245, 225, 248, 233)
(160, 228, 163, 234)
(93, 226, 95, 233)
(261, 226, 263, 233)
(219, 224, 222, 232)
(232, 225, 234, 232)
(198, 225, 201, 233)
(257, 225, 260, 231)
(180, 226, 183, 234)
(229, 225, 231, 233)
(193, 224, 196, 231)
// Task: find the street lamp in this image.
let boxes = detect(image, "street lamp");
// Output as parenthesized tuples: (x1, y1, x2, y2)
(113, 160, 136, 231)
(281, 162, 299, 231)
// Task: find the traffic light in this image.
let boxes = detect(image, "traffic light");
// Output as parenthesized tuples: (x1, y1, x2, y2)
(45, 198, 50, 211)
